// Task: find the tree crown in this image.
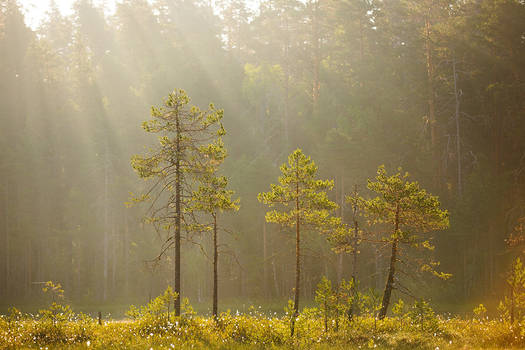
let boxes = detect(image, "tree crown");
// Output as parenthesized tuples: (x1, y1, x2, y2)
(258, 148, 338, 229)
(360, 165, 449, 242)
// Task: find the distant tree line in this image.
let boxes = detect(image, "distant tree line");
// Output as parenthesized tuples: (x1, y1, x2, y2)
(0, 0, 524, 311)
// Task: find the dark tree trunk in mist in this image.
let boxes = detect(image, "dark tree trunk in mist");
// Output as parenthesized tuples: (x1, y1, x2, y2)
(123, 213, 129, 296)
(263, 220, 269, 298)
(336, 175, 344, 284)
(174, 115, 182, 316)
(25, 240, 31, 297)
(103, 147, 110, 301)
(291, 172, 300, 337)
(379, 238, 398, 319)
(453, 57, 462, 198)
(112, 227, 117, 292)
(348, 185, 359, 320)
(311, 0, 321, 111)
(4, 178, 9, 297)
(213, 214, 218, 319)
(282, 12, 291, 148)
(272, 258, 280, 297)
(379, 204, 400, 319)
(425, 9, 440, 189)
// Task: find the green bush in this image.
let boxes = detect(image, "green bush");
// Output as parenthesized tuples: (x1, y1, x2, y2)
(2, 295, 525, 349)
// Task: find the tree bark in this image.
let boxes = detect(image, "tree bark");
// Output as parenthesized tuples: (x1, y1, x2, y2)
(272, 258, 280, 297)
(282, 11, 290, 148)
(291, 163, 301, 337)
(263, 220, 269, 298)
(379, 203, 400, 319)
(4, 178, 9, 297)
(123, 212, 129, 296)
(174, 113, 182, 316)
(425, 9, 440, 189)
(25, 240, 31, 297)
(311, 0, 321, 111)
(349, 185, 359, 320)
(212, 213, 218, 319)
(336, 175, 344, 284)
(453, 57, 462, 198)
(103, 147, 109, 301)
(111, 227, 117, 292)
(374, 247, 381, 289)
(511, 277, 515, 324)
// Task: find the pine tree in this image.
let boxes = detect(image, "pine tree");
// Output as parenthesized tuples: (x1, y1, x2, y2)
(360, 166, 449, 319)
(188, 137, 240, 319)
(131, 89, 225, 315)
(258, 148, 338, 336)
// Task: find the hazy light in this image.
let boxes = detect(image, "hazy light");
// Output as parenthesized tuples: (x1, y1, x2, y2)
(19, 0, 118, 30)
(19, 0, 261, 30)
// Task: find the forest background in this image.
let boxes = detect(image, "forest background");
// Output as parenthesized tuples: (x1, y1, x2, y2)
(0, 0, 524, 316)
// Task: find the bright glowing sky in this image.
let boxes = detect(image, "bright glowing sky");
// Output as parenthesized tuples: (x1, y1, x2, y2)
(19, 0, 118, 30)
(19, 0, 260, 30)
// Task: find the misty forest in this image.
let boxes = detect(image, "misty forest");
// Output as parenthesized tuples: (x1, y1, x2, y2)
(1, 0, 525, 348)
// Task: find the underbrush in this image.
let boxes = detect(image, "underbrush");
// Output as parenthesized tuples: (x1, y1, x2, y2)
(1, 288, 525, 349)
(2, 309, 525, 349)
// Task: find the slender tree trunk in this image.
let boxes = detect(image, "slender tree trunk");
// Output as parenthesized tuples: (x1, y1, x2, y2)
(379, 239, 398, 319)
(425, 9, 440, 189)
(239, 263, 244, 297)
(4, 178, 9, 297)
(359, 16, 364, 62)
(349, 185, 359, 320)
(272, 258, 279, 297)
(25, 240, 31, 297)
(103, 148, 109, 301)
(337, 254, 343, 283)
(263, 220, 269, 298)
(112, 227, 117, 291)
(283, 13, 290, 148)
(76, 241, 80, 299)
(336, 175, 344, 283)
(311, 0, 321, 111)
(123, 212, 129, 296)
(352, 191, 358, 283)
(379, 204, 400, 319)
(511, 279, 515, 324)
(291, 164, 301, 337)
(213, 213, 218, 319)
(324, 299, 328, 332)
(174, 115, 182, 316)
(453, 57, 462, 198)
(68, 236, 74, 295)
(374, 247, 382, 289)
(463, 247, 468, 299)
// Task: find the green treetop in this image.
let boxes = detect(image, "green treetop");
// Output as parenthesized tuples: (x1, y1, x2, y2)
(258, 148, 338, 336)
(130, 89, 225, 316)
(188, 137, 240, 319)
(359, 165, 449, 319)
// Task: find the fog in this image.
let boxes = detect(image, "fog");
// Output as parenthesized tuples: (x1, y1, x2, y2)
(1, 0, 524, 316)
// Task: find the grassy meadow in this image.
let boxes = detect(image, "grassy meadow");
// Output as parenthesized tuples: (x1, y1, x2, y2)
(1, 292, 524, 350)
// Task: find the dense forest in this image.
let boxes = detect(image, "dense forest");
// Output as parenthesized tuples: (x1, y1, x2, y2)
(1, 0, 524, 319)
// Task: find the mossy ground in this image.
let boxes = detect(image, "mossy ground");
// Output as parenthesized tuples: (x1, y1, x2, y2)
(1, 310, 524, 350)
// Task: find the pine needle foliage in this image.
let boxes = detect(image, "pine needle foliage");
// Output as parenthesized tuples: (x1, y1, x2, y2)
(130, 89, 225, 315)
(258, 148, 338, 336)
(357, 165, 450, 319)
